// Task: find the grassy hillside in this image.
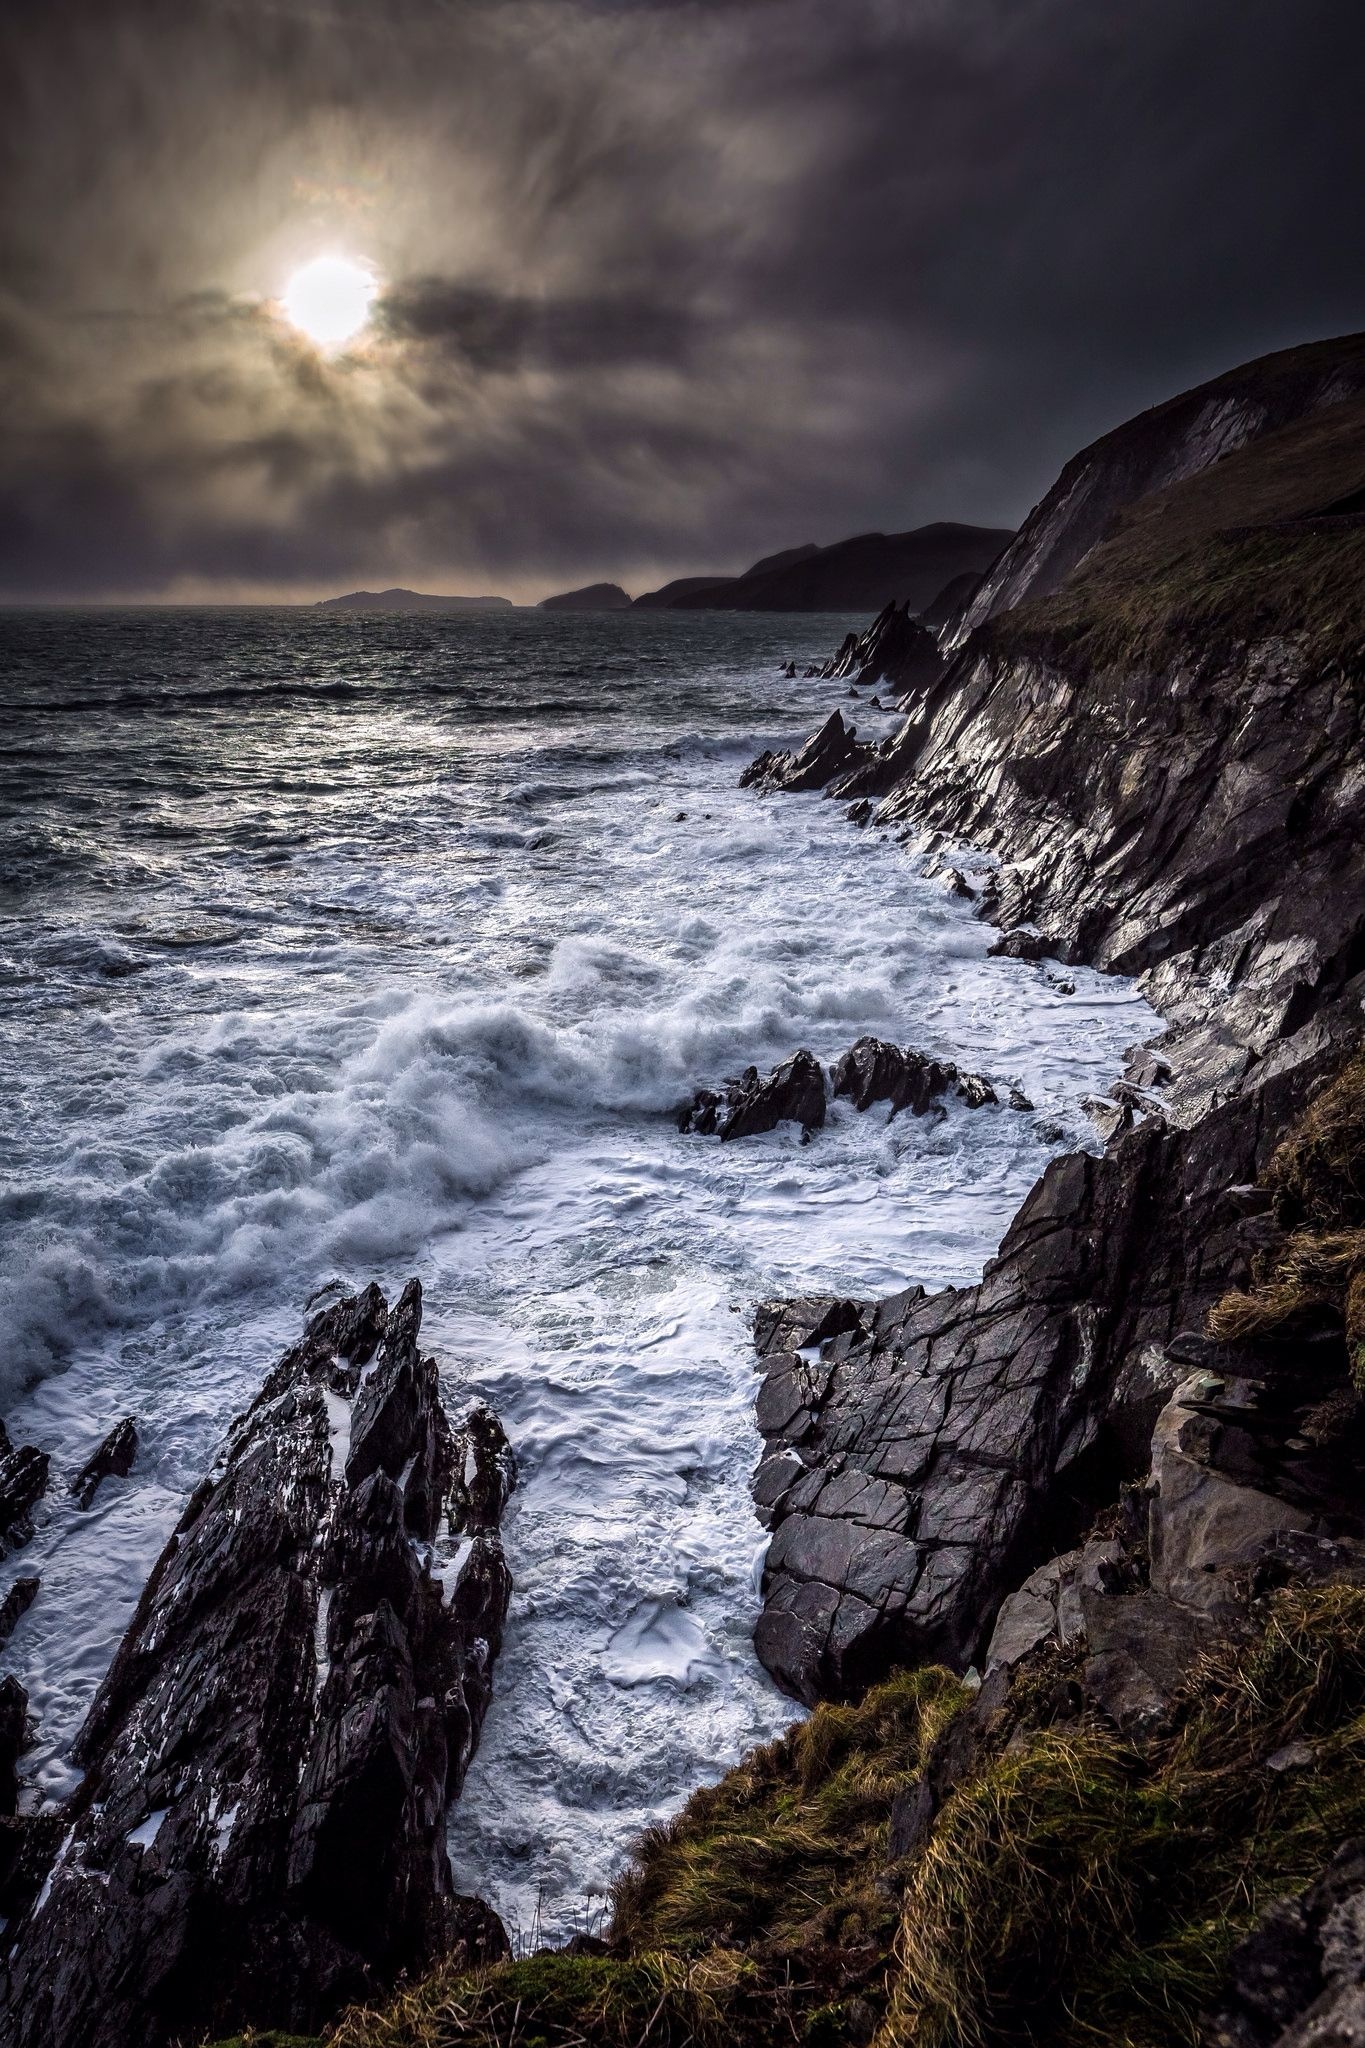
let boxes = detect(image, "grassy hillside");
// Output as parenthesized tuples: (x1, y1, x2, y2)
(988, 391, 1365, 675)
(254, 1581, 1365, 2048)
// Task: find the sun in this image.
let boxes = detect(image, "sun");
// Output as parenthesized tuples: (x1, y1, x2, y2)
(281, 254, 378, 350)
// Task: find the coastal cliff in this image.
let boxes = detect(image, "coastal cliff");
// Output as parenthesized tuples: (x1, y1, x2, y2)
(944, 330, 1365, 647)
(9, 334, 1365, 2048)
(299, 333, 1365, 2047)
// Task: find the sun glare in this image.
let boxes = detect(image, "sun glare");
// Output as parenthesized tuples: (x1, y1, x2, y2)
(281, 254, 378, 350)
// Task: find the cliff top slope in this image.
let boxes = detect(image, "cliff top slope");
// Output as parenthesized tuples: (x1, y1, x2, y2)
(989, 386, 1365, 675)
(950, 330, 1365, 645)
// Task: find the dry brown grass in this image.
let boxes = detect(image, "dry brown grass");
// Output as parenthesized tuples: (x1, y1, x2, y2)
(1208, 1051, 1365, 1382)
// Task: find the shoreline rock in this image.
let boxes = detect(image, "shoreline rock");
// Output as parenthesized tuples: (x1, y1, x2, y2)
(0, 1281, 512, 2048)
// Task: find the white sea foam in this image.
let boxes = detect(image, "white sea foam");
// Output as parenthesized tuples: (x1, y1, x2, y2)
(0, 609, 1156, 1941)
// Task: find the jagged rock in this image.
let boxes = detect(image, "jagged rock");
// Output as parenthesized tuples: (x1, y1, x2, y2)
(739, 710, 867, 794)
(829, 1037, 1002, 1118)
(810, 600, 946, 698)
(751, 1047, 1348, 1704)
(0, 1281, 511, 2048)
(1148, 1373, 1315, 1614)
(1206, 1838, 1365, 2048)
(1125, 1046, 1174, 1091)
(679, 1050, 826, 1140)
(70, 1418, 137, 1510)
(0, 1677, 28, 1819)
(0, 1445, 49, 1557)
(753, 1297, 875, 1360)
(987, 928, 1053, 962)
(0, 1577, 39, 1651)
(1083, 1095, 1134, 1144)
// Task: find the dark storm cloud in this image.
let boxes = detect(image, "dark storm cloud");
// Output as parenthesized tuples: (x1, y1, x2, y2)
(376, 279, 706, 372)
(1, 0, 1363, 599)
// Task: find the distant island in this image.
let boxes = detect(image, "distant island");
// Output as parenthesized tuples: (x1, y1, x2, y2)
(538, 582, 632, 611)
(315, 588, 515, 612)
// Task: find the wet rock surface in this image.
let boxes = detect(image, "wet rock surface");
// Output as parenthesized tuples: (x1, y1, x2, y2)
(740, 709, 871, 795)
(829, 1036, 1010, 1117)
(680, 1049, 828, 1140)
(0, 1280, 513, 2048)
(680, 1039, 1025, 1147)
(0, 1432, 48, 1559)
(750, 1045, 1354, 1704)
(69, 1417, 138, 1510)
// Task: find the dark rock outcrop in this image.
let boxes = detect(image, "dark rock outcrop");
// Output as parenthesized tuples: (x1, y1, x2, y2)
(0, 1435, 48, 1559)
(811, 601, 945, 699)
(750, 1044, 1353, 1703)
(0, 1678, 28, 1819)
(740, 710, 869, 795)
(0, 1280, 512, 2048)
(70, 1418, 137, 1510)
(0, 1578, 38, 1652)
(829, 1037, 1006, 1117)
(681, 1050, 827, 1141)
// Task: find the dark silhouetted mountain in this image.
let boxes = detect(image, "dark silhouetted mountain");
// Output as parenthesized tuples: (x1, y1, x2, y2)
(642, 524, 1012, 614)
(632, 576, 734, 610)
(538, 582, 632, 611)
(947, 329, 1365, 646)
(315, 588, 514, 611)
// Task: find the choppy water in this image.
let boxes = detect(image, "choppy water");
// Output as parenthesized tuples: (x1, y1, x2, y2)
(0, 605, 1152, 1942)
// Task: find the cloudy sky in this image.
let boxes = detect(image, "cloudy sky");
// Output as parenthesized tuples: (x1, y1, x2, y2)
(3, 0, 1363, 602)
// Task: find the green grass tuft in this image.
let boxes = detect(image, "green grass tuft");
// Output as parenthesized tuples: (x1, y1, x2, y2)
(312, 1588, 1365, 2048)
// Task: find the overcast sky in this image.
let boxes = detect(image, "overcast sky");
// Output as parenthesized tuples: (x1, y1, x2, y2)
(2, 0, 1363, 602)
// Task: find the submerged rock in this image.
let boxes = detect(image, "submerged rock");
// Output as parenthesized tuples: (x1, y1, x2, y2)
(1, 1280, 512, 2048)
(69, 1417, 137, 1510)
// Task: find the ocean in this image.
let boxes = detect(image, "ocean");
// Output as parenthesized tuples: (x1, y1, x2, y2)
(0, 604, 1152, 1941)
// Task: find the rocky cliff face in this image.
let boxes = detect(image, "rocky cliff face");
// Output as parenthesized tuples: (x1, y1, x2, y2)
(0, 1281, 512, 2048)
(750, 1044, 1356, 1703)
(738, 347, 1365, 1720)
(946, 330, 1365, 647)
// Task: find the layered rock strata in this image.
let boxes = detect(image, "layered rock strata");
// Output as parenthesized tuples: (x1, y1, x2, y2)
(0, 1280, 512, 2048)
(749, 1039, 1355, 1704)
